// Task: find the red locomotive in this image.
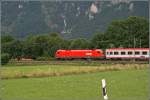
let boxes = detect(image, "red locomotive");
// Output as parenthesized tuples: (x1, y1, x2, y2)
(55, 49, 104, 59)
(55, 48, 149, 60)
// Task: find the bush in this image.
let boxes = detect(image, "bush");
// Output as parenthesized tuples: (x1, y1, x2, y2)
(36, 56, 55, 61)
(1, 53, 10, 65)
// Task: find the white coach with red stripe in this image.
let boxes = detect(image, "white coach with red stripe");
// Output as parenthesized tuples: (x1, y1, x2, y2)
(106, 48, 149, 59)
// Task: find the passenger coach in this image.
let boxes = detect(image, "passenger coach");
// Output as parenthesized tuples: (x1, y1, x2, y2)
(106, 48, 149, 59)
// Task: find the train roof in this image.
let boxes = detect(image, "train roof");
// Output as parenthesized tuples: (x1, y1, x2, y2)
(106, 48, 149, 50)
(56, 49, 103, 51)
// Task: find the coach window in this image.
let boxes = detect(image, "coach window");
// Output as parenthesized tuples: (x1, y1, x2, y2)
(114, 52, 118, 55)
(142, 51, 147, 55)
(110, 52, 113, 55)
(107, 52, 109, 55)
(128, 51, 132, 55)
(121, 52, 126, 55)
(135, 51, 140, 55)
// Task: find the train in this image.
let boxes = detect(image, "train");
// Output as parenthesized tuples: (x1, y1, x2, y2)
(55, 48, 149, 60)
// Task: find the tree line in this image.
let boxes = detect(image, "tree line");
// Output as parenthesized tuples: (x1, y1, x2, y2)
(1, 16, 149, 65)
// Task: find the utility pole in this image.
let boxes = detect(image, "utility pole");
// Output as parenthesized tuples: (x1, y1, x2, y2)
(134, 37, 136, 48)
(133, 37, 136, 61)
(140, 38, 141, 48)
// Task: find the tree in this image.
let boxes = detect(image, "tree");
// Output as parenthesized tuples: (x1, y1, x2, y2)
(1, 53, 10, 65)
(69, 38, 90, 49)
(1, 35, 22, 59)
(23, 35, 46, 59)
(1, 35, 14, 44)
(22, 33, 66, 58)
(11, 40, 23, 60)
(33, 35, 50, 56)
(47, 33, 65, 57)
(91, 33, 108, 49)
(2, 40, 23, 60)
(1, 35, 15, 54)
(106, 16, 149, 48)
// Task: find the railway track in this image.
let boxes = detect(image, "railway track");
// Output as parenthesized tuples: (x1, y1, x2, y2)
(8, 60, 149, 66)
(95, 60, 149, 64)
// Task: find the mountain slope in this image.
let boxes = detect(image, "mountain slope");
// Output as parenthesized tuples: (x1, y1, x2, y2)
(1, 1, 149, 39)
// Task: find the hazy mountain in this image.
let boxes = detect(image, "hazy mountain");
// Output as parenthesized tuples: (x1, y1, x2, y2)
(1, 1, 149, 39)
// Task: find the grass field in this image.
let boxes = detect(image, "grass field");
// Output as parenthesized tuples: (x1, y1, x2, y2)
(1, 65, 149, 100)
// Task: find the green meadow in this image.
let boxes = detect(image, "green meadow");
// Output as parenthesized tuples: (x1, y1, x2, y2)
(1, 64, 149, 100)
